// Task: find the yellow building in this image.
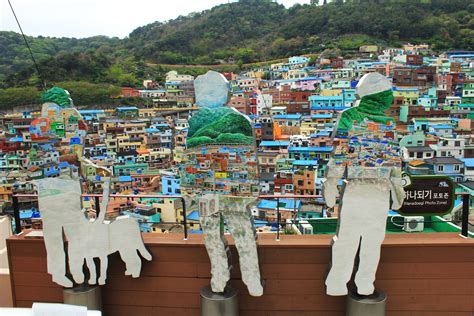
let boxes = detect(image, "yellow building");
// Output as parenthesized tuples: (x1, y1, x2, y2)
(393, 88, 420, 106)
(320, 89, 343, 97)
(215, 172, 228, 179)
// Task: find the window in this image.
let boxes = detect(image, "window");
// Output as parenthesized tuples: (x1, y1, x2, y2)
(454, 165, 461, 172)
(437, 165, 444, 172)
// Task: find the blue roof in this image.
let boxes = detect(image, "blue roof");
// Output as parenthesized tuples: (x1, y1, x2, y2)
(393, 87, 419, 91)
(119, 176, 133, 182)
(311, 114, 333, 119)
(257, 199, 301, 210)
(296, 76, 324, 81)
(273, 114, 302, 120)
(288, 146, 333, 152)
(309, 95, 344, 100)
(117, 106, 138, 111)
(190, 230, 203, 234)
(58, 161, 70, 168)
(79, 110, 105, 114)
(310, 106, 349, 111)
(292, 160, 318, 166)
(460, 158, 474, 167)
(311, 131, 331, 138)
(260, 141, 290, 147)
(187, 211, 200, 221)
(431, 124, 452, 129)
(142, 89, 166, 92)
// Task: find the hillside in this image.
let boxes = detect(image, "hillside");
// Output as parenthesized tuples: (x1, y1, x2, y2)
(126, 0, 473, 64)
(0, 0, 472, 90)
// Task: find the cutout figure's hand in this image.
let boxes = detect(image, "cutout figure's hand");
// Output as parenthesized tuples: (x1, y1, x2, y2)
(323, 179, 338, 208)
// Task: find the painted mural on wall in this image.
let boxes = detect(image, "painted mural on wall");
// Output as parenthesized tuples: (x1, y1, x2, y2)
(32, 88, 151, 287)
(180, 71, 264, 296)
(323, 73, 405, 296)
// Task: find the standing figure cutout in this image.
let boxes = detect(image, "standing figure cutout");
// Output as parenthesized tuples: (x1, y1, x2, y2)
(180, 71, 264, 296)
(324, 73, 405, 296)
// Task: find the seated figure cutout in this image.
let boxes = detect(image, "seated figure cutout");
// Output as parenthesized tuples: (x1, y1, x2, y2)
(180, 71, 264, 296)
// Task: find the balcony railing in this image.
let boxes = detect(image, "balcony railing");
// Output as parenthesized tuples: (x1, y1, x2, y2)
(10, 192, 472, 239)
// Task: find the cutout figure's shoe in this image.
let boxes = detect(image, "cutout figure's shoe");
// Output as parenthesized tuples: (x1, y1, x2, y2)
(53, 275, 73, 288)
(326, 284, 348, 296)
(356, 284, 375, 296)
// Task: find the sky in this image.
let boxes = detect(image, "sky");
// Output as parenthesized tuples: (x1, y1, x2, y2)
(1, 0, 309, 39)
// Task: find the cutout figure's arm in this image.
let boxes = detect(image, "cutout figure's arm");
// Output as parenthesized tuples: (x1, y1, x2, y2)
(389, 168, 405, 210)
(98, 177, 111, 223)
(80, 157, 112, 223)
(323, 159, 344, 208)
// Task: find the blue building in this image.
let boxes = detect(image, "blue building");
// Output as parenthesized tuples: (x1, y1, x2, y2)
(425, 157, 465, 183)
(288, 147, 333, 161)
(289, 56, 310, 66)
(162, 175, 181, 195)
(309, 89, 356, 110)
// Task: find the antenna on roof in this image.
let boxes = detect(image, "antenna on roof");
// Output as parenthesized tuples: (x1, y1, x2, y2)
(7, 0, 47, 91)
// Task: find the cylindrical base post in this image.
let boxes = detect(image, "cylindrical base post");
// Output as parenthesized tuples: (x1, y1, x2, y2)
(63, 285, 102, 311)
(200, 285, 238, 316)
(346, 290, 386, 316)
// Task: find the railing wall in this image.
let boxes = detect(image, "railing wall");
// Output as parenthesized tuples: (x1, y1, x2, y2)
(7, 232, 474, 315)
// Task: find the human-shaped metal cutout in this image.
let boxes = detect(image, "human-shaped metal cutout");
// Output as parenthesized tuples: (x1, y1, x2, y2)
(180, 71, 264, 296)
(323, 73, 405, 296)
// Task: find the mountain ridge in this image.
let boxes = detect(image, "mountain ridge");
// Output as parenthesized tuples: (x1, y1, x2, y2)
(0, 0, 472, 89)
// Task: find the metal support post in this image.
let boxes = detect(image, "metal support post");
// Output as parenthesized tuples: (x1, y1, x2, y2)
(63, 284, 102, 311)
(181, 198, 188, 240)
(12, 196, 21, 234)
(94, 196, 101, 219)
(200, 285, 238, 316)
(461, 194, 470, 238)
(276, 197, 281, 241)
(346, 290, 386, 316)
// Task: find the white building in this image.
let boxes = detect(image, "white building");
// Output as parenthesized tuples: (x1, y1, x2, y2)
(429, 137, 466, 159)
(165, 71, 194, 83)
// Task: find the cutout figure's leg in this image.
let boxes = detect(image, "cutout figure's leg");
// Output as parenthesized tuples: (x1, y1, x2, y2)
(201, 213, 230, 293)
(86, 257, 97, 285)
(225, 203, 263, 297)
(69, 254, 85, 285)
(119, 249, 141, 278)
(98, 256, 108, 285)
(43, 224, 73, 287)
(326, 232, 361, 295)
(354, 187, 390, 295)
(325, 185, 363, 296)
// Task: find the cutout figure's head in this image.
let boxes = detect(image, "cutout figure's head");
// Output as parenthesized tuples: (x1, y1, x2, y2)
(356, 72, 392, 99)
(354, 72, 393, 112)
(31, 87, 87, 162)
(40, 87, 73, 108)
(194, 71, 230, 109)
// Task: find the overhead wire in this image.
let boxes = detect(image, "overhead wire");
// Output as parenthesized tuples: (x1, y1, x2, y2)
(7, 0, 47, 90)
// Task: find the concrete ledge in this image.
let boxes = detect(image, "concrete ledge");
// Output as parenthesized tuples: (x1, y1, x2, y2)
(0, 268, 13, 307)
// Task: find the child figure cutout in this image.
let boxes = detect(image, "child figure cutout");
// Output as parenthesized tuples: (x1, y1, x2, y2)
(324, 73, 405, 296)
